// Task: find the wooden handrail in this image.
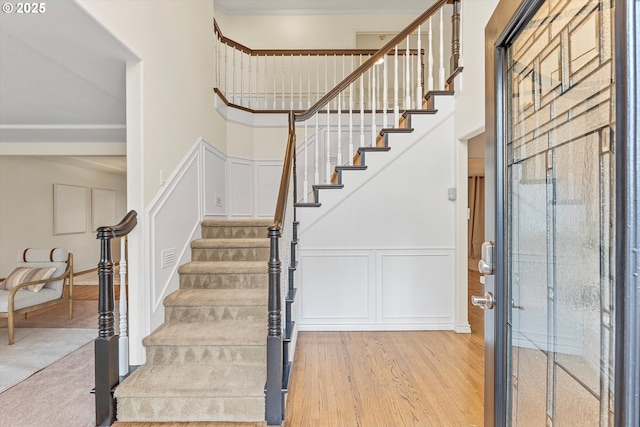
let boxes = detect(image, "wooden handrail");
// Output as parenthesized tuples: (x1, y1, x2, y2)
(295, 0, 449, 122)
(273, 111, 296, 228)
(215, 19, 424, 57)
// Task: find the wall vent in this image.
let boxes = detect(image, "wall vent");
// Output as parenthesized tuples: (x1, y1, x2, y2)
(161, 248, 177, 269)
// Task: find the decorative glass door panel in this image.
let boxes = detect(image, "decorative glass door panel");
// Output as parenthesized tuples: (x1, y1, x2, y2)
(506, 0, 615, 425)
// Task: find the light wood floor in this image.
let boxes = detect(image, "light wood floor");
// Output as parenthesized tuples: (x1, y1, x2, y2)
(4, 270, 486, 427)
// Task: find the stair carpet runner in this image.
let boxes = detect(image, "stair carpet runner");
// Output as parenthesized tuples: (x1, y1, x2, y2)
(115, 219, 272, 423)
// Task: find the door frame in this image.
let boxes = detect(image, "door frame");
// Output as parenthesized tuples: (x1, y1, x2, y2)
(483, 0, 639, 426)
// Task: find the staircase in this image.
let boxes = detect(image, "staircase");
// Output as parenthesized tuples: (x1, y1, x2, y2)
(115, 219, 271, 423)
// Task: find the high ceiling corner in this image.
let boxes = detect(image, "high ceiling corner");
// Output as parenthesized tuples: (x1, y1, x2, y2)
(214, 0, 437, 15)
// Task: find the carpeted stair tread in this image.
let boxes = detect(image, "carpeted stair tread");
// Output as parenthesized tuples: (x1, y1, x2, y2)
(144, 322, 266, 347)
(191, 238, 269, 248)
(115, 364, 265, 398)
(164, 289, 267, 307)
(179, 261, 266, 275)
(201, 219, 272, 227)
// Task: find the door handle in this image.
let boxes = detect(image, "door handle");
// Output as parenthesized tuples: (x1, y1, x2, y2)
(478, 241, 495, 275)
(471, 292, 495, 310)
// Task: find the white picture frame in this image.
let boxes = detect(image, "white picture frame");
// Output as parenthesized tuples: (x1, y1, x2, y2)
(53, 183, 87, 235)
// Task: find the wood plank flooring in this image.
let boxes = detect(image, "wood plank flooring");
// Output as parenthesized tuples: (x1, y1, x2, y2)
(3, 270, 486, 427)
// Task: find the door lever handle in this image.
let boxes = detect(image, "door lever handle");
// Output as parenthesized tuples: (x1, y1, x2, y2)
(471, 292, 495, 310)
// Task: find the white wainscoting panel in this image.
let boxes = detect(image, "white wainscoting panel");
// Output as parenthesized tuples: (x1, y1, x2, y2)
(203, 144, 227, 217)
(147, 146, 201, 330)
(255, 161, 282, 218)
(228, 159, 253, 217)
(300, 252, 372, 323)
(377, 250, 454, 326)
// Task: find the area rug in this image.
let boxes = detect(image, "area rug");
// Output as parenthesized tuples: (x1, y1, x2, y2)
(0, 327, 96, 392)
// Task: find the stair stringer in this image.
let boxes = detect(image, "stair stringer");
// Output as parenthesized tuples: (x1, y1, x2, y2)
(296, 100, 458, 331)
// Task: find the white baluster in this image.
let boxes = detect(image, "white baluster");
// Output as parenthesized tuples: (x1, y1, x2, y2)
(459, 0, 464, 75)
(337, 56, 342, 166)
(240, 52, 244, 107)
(416, 25, 422, 109)
(224, 43, 229, 97)
(394, 45, 399, 126)
(371, 61, 377, 147)
(282, 55, 286, 110)
(304, 118, 308, 202)
(325, 56, 330, 183)
(232, 47, 236, 104)
(360, 55, 365, 148)
(349, 56, 354, 165)
(405, 36, 411, 109)
(299, 56, 303, 110)
(214, 37, 218, 89)
(263, 56, 267, 109)
(255, 55, 259, 109)
(248, 55, 252, 108)
(428, 18, 434, 91)
(439, 9, 445, 89)
(307, 54, 311, 110)
(118, 237, 129, 377)
(383, 52, 388, 129)
(290, 55, 294, 110)
(273, 56, 277, 109)
(315, 58, 320, 186)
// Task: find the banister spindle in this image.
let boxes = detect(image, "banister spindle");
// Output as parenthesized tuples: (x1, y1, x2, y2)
(439, 8, 445, 89)
(282, 54, 286, 110)
(315, 59, 320, 186)
(273, 56, 277, 109)
(299, 56, 303, 110)
(359, 55, 365, 148)
(371, 61, 377, 148)
(118, 236, 128, 377)
(416, 25, 422, 109)
(224, 43, 229, 97)
(349, 56, 354, 165)
(383, 52, 388, 129)
(337, 56, 342, 166)
(240, 52, 244, 107)
(290, 55, 294, 110)
(394, 45, 399, 126)
(232, 47, 236, 104)
(405, 36, 411, 109)
(428, 17, 434, 91)
(263, 55, 268, 109)
(325, 56, 330, 183)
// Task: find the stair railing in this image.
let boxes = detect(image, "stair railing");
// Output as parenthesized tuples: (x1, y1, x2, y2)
(267, 0, 462, 423)
(214, 21, 425, 112)
(294, 0, 462, 201)
(95, 210, 138, 427)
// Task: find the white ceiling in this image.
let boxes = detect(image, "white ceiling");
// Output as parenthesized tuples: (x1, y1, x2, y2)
(215, 0, 437, 15)
(0, 0, 137, 147)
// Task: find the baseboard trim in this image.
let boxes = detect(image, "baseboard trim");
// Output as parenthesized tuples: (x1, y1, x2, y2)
(454, 323, 472, 333)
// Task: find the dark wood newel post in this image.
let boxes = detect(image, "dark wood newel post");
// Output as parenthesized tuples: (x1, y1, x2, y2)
(95, 227, 119, 426)
(266, 226, 283, 424)
(451, 0, 461, 72)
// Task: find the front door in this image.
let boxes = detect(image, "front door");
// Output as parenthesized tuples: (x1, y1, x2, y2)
(481, 0, 626, 425)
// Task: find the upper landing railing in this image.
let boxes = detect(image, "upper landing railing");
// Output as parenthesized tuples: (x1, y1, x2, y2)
(214, 2, 460, 112)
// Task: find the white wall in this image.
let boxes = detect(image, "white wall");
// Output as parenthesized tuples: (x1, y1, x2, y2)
(0, 156, 126, 275)
(215, 12, 417, 49)
(78, 0, 222, 206)
(77, 0, 223, 364)
(297, 101, 458, 330)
